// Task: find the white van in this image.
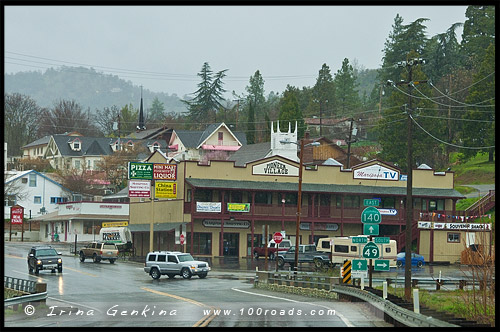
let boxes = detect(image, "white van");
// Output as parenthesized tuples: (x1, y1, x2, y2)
(316, 236, 397, 267)
(99, 227, 133, 252)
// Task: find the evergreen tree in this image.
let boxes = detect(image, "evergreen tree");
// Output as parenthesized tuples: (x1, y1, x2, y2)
(245, 70, 265, 143)
(312, 63, 335, 135)
(147, 97, 166, 128)
(333, 58, 360, 117)
(278, 86, 305, 139)
(461, 5, 495, 69)
(120, 103, 139, 136)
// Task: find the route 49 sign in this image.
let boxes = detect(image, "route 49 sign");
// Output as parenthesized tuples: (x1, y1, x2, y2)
(362, 242, 380, 259)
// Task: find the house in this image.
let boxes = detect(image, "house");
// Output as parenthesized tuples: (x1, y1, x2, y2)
(4, 170, 73, 220)
(168, 122, 247, 162)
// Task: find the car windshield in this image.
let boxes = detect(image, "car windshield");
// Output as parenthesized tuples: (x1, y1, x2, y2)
(36, 249, 58, 256)
(177, 254, 195, 262)
(397, 253, 405, 258)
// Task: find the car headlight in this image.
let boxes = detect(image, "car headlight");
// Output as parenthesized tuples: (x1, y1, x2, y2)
(37, 260, 42, 265)
(58, 258, 62, 264)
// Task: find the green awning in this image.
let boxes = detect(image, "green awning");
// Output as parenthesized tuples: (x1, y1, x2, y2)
(186, 178, 464, 199)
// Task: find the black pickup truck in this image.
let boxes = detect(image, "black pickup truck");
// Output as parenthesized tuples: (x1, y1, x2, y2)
(277, 244, 331, 269)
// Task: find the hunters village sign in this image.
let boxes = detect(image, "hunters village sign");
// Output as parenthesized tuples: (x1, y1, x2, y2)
(252, 159, 299, 176)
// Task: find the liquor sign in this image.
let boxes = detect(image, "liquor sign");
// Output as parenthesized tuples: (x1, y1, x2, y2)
(155, 181, 177, 199)
(227, 203, 250, 212)
(128, 162, 153, 180)
(252, 159, 299, 177)
(10, 205, 24, 224)
(128, 180, 151, 198)
(353, 164, 399, 181)
(153, 163, 177, 180)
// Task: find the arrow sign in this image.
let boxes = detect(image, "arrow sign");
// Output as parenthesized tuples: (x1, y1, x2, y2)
(352, 259, 368, 271)
(363, 223, 379, 236)
(374, 259, 390, 271)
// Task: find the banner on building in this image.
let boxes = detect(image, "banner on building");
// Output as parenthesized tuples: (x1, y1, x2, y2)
(353, 164, 399, 181)
(202, 219, 250, 229)
(196, 202, 222, 213)
(227, 203, 250, 212)
(252, 159, 299, 177)
(418, 221, 492, 231)
(155, 181, 177, 199)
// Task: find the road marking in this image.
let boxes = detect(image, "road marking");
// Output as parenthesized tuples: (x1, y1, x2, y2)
(64, 266, 98, 277)
(231, 287, 354, 327)
(6, 254, 25, 260)
(12, 270, 47, 281)
(141, 286, 219, 327)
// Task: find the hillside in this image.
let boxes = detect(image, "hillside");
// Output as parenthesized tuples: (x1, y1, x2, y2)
(4, 66, 188, 115)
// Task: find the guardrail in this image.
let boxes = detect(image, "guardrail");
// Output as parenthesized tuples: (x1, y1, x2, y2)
(4, 292, 48, 307)
(4, 276, 47, 308)
(255, 271, 458, 327)
(4, 276, 37, 293)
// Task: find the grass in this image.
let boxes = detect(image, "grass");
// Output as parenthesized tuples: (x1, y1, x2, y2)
(450, 152, 495, 185)
(454, 185, 478, 196)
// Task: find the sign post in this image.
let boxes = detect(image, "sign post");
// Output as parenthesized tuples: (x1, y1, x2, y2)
(361, 206, 382, 287)
(10, 205, 24, 242)
(273, 232, 283, 272)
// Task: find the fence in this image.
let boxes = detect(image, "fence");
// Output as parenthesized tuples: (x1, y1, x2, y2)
(4, 276, 47, 308)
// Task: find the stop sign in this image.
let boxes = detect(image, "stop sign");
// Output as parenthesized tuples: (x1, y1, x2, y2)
(273, 232, 283, 244)
(180, 234, 185, 245)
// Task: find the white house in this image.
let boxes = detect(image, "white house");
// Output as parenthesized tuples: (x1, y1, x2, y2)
(4, 170, 73, 220)
(32, 201, 129, 243)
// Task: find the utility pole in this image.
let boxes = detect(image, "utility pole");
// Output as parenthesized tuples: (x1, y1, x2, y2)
(346, 118, 355, 169)
(392, 57, 426, 301)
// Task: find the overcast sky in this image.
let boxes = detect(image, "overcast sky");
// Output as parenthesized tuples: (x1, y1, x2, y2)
(4, 5, 468, 98)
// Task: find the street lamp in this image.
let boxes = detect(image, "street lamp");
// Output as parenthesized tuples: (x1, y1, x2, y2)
(280, 138, 320, 274)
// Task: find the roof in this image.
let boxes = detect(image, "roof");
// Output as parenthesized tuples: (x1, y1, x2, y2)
(4, 169, 73, 193)
(174, 123, 247, 149)
(22, 135, 51, 149)
(185, 178, 465, 199)
(125, 127, 171, 140)
(31, 211, 128, 222)
(228, 142, 271, 166)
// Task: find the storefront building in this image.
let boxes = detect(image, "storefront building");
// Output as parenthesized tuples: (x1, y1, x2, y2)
(129, 153, 466, 262)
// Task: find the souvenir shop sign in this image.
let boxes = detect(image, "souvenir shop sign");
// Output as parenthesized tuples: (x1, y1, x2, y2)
(418, 221, 492, 231)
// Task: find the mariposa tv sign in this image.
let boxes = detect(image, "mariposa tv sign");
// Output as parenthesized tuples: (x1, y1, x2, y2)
(353, 164, 400, 181)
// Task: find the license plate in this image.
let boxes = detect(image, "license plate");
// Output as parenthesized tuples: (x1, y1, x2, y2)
(107, 252, 113, 255)
(45, 264, 56, 268)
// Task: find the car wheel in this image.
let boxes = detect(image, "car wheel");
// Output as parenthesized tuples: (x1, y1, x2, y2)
(277, 257, 285, 268)
(269, 252, 275, 260)
(150, 268, 161, 280)
(198, 273, 207, 279)
(79, 252, 85, 262)
(35, 266, 40, 274)
(253, 252, 259, 260)
(58, 266, 63, 273)
(109, 259, 115, 264)
(417, 261, 423, 268)
(93, 254, 99, 263)
(314, 258, 323, 269)
(181, 268, 192, 279)
(167, 274, 175, 279)
(396, 260, 402, 268)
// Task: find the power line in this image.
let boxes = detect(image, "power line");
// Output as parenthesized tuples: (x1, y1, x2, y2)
(410, 113, 495, 150)
(414, 114, 495, 123)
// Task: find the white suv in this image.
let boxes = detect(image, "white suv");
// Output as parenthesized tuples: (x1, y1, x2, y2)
(144, 251, 210, 280)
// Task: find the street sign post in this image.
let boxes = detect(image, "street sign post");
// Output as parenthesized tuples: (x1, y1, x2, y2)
(273, 232, 283, 244)
(363, 223, 379, 236)
(361, 207, 382, 223)
(362, 242, 380, 259)
(374, 237, 390, 244)
(352, 236, 368, 244)
(374, 259, 391, 271)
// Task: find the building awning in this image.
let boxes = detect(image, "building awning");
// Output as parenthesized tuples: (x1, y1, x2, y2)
(31, 212, 129, 222)
(128, 222, 186, 232)
(186, 178, 465, 199)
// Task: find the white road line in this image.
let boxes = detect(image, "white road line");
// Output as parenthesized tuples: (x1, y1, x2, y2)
(231, 287, 354, 327)
(11, 270, 48, 281)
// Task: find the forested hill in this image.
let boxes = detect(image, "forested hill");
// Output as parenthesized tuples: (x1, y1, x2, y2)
(4, 66, 188, 114)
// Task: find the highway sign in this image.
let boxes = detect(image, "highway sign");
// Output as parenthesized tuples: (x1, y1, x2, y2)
(374, 259, 391, 271)
(363, 223, 379, 236)
(352, 259, 368, 271)
(361, 206, 381, 223)
(273, 232, 283, 244)
(374, 237, 390, 244)
(352, 236, 368, 244)
(362, 242, 380, 259)
(363, 199, 380, 207)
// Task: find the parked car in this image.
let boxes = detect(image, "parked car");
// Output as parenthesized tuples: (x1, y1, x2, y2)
(144, 251, 210, 280)
(79, 241, 119, 264)
(277, 244, 331, 269)
(253, 239, 292, 260)
(396, 252, 425, 267)
(27, 245, 62, 274)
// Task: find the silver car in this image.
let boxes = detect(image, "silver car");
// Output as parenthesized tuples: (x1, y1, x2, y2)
(144, 251, 210, 279)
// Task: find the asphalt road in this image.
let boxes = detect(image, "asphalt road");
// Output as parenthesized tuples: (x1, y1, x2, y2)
(4, 242, 392, 328)
(463, 184, 495, 198)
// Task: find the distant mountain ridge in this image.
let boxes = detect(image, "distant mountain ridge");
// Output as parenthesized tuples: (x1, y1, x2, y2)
(4, 66, 188, 114)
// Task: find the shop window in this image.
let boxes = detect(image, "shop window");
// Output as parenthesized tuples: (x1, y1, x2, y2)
(187, 232, 212, 255)
(194, 189, 212, 202)
(343, 196, 360, 208)
(186, 189, 192, 202)
(231, 191, 242, 203)
(255, 192, 272, 205)
(336, 196, 342, 208)
(381, 197, 395, 209)
(448, 233, 460, 243)
(320, 194, 330, 206)
(284, 193, 298, 205)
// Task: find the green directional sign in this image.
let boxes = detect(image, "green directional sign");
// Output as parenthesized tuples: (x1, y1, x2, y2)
(352, 259, 368, 271)
(363, 199, 380, 207)
(374, 259, 391, 271)
(129, 162, 154, 180)
(352, 236, 368, 244)
(362, 242, 380, 259)
(361, 206, 382, 224)
(363, 223, 379, 236)
(374, 237, 390, 244)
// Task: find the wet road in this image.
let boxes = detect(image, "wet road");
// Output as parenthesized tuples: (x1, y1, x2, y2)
(5, 242, 392, 327)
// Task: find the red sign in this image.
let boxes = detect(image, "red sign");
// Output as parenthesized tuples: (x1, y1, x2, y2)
(180, 234, 185, 245)
(273, 232, 283, 244)
(10, 205, 24, 225)
(154, 163, 177, 180)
